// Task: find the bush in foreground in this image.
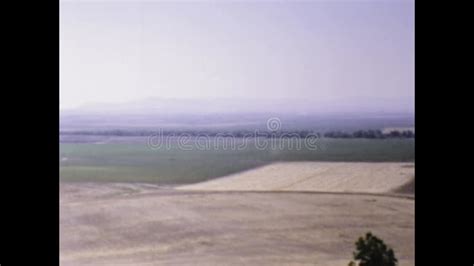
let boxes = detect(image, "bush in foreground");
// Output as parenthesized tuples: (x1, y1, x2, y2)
(348, 232, 398, 266)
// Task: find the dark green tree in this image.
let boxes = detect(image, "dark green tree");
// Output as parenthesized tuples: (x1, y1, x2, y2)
(349, 232, 398, 266)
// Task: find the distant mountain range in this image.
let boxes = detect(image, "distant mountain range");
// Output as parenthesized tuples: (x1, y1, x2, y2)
(60, 98, 414, 132)
(62, 97, 413, 115)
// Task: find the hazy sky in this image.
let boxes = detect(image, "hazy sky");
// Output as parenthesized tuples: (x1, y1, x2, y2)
(60, 0, 414, 113)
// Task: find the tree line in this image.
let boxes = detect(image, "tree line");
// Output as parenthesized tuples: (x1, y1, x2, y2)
(60, 129, 414, 139)
(324, 129, 414, 139)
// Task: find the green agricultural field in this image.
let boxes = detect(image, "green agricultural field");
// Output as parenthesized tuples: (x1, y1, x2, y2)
(60, 138, 414, 184)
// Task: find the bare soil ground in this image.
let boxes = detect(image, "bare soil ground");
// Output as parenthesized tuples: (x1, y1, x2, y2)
(178, 162, 415, 194)
(60, 182, 414, 266)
